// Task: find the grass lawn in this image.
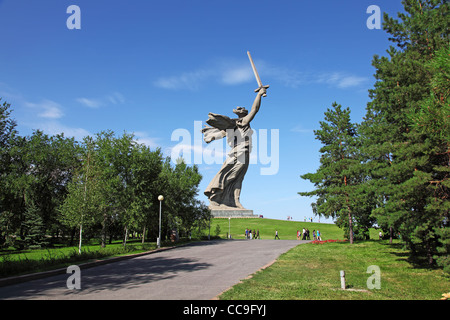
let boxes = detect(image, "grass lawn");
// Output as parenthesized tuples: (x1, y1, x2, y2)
(209, 217, 344, 240)
(0, 239, 168, 278)
(218, 239, 450, 300)
(2, 217, 448, 300)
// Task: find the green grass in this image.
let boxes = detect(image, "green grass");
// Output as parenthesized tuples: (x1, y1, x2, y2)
(210, 217, 344, 240)
(2, 218, 447, 300)
(0, 239, 176, 278)
(218, 239, 450, 300)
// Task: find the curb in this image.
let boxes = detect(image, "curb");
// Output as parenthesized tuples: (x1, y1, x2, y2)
(0, 244, 184, 288)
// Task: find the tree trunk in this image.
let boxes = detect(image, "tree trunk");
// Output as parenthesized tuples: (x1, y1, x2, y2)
(123, 226, 128, 247)
(142, 226, 146, 244)
(348, 209, 354, 244)
(101, 213, 107, 248)
(389, 227, 393, 244)
(78, 224, 83, 254)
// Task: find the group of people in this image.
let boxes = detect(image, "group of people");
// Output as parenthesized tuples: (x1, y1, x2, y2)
(297, 228, 322, 241)
(243, 228, 322, 240)
(245, 228, 259, 239)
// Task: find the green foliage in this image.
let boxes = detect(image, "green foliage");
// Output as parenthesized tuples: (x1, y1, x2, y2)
(0, 100, 209, 254)
(21, 202, 48, 249)
(362, 0, 449, 266)
(299, 0, 449, 272)
(299, 103, 375, 243)
(214, 223, 221, 237)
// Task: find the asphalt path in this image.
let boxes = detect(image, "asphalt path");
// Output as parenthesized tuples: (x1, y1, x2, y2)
(0, 239, 310, 300)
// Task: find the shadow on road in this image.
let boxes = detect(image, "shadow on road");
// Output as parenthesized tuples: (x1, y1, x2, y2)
(0, 255, 212, 299)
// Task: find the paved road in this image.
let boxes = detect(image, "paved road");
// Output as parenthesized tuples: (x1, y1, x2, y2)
(0, 239, 309, 300)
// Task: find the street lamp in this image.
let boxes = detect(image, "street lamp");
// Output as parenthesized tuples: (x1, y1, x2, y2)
(158, 195, 164, 248)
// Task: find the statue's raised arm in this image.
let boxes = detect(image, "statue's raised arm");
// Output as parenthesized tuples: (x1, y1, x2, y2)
(203, 52, 270, 211)
(239, 86, 267, 127)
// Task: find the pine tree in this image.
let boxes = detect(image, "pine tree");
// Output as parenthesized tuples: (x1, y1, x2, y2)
(22, 202, 48, 249)
(361, 0, 449, 265)
(299, 103, 366, 244)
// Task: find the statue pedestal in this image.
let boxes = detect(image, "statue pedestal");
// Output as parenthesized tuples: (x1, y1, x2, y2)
(210, 208, 258, 218)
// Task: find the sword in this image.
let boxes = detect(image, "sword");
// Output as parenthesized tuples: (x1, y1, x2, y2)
(247, 51, 269, 97)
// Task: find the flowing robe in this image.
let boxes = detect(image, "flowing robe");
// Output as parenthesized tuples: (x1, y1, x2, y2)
(202, 113, 253, 208)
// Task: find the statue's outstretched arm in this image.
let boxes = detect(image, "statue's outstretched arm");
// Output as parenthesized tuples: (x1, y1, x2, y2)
(240, 87, 267, 127)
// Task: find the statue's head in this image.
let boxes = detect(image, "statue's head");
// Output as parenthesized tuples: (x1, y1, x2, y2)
(233, 106, 248, 117)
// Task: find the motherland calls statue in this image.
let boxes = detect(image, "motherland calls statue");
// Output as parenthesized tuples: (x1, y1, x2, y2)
(202, 52, 269, 211)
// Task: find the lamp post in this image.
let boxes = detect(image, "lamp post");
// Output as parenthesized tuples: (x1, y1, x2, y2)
(158, 195, 164, 248)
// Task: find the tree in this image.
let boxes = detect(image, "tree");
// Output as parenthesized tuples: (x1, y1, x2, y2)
(127, 143, 163, 243)
(0, 98, 19, 247)
(59, 136, 104, 253)
(22, 202, 47, 249)
(361, 0, 449, 265)
(155, 157, 210, 240)
(299, 103, 367, 243)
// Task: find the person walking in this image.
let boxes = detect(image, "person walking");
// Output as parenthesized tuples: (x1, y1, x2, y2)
(256, 229, 260, 239)
(317, 229, 321, 241)
(313, 229, 316, 241)
(274, 230, 280, 240)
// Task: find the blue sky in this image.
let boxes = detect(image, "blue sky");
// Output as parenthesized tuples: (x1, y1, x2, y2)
(0, 0, 406, 223)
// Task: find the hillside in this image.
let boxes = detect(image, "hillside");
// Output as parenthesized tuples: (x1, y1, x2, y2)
(209, 218, 348, 240)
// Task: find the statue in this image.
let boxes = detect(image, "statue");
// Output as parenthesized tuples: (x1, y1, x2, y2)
(202, 52, 269, 210)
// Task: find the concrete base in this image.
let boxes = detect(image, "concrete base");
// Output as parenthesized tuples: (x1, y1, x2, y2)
(210, 208, 258, 218)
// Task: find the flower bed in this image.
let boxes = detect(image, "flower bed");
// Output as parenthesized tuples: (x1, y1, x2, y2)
(311, 239, 347, 244)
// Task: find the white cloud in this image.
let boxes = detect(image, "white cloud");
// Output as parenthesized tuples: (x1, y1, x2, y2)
(257, 62, 306, 88)
(153, 70, 212, 90)
(76, 97, 103, 108)
(35, 120, 92, 141)
(336, 75, 368, 88)
(315, 72, 368, 88)
(290, 124, 313, 134)
(153, 61, 256, 90)
(153, 58, 367, 91)
(221, 65, 253, 85)
(107, 92, 125, 104)
(133, 131, 161, 149)
(77, 92, 126, 108)
(24, 99, 64, 119)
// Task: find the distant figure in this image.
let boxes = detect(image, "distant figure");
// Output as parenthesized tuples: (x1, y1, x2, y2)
(256, 229, 260, 239)
(317, 229, 321, 241)
(313, 230, 316, 240)
(274, 230, 280, 240)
